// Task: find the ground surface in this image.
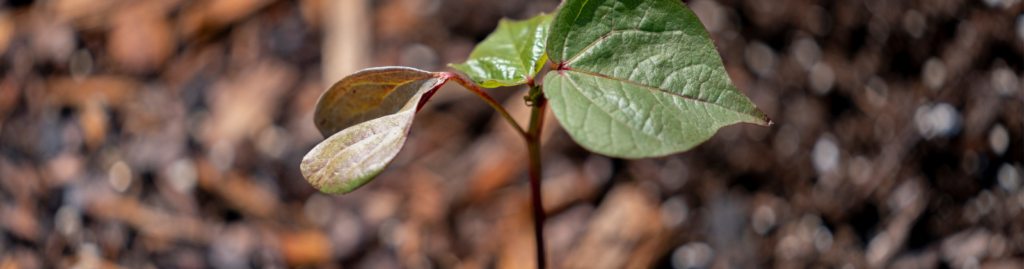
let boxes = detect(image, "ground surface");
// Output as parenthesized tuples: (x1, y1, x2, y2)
(0, 0, 1022, 268)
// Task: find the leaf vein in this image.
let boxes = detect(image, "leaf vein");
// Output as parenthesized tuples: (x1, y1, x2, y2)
(563, 68, 763, 123)
(561, 0, 593, 62)
(561, 72, 667, 144)
(499, 20, 531, 74)
(565, 29, 690, 65)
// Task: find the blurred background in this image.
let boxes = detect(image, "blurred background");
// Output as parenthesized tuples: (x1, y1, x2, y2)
(0, 0, 1022, 268)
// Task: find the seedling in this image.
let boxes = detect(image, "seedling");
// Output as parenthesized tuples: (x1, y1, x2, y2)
(301, 0, 770, 267)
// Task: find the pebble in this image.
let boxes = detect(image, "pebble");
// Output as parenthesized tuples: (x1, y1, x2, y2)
(983, 0, 1020, 9)
(406, 0, 442, 16)
(866, 231, 892, 266)
(975, 190, 995, 216)
(54, 205, 81, 237)
(889, 180, 921, 212)
(209, 140, 235, 172)
(805, 6, 832, 36)
(991, 67, 1019, 96)
(108, 3, 173, 73)
(303, 194, 334, 227)
(166, 158, 198, 194)
(745, 41, 775, 77)
(914, 106, 934, 137)
(922, 57, 946, 90)
(398, 43, 438, 70)
(902, 10, 926, 39)
(378, 218, 405, 248)
(98, 221, 126, 255)
(361, 191, 401, 225)
(209, 224, 256, 269)
(583, 154, 613, 185)
(812, 135, 840, 175)
(108, 161, 132, 193)
(672, 242, 713, 269)
(990, 124, 1010, 156)
(774, 125, 801, 159)
(31, 22, 76, 64)
(868, 15, 889, 43)
(660, 196, 689, 229)
(329, 209, 364, 259)
(814, 226, 833, 253)
(941, 229, 990, 264)
(931, 103, 960, 136)
(776, 235, 802, 260)
(797, 214, 822, 241)
(751, 204, 776, 235)
(48, 152, 84, 186)
(659, 157, 688, 191)
(256, 125, 291, 159)
(997, 163, 1020, 192)
(689, 0, 726, 33)
(809, 62, 835, 95)
(791, 38, 820, 71)
(1017, 14, 1024, 42)
(989, 234, 1006, 258)
(546, 205, 593, 256)
(956, 21, 977, 48)
(864, 76, 888, 107)
(73, 243, 102, 269)
(962, 257, 979, 269)
(69, 49, 94, 80)
(915, 103, 961, 139)
(1020, 190, 1024, 210)
(848, 156, 873, 185)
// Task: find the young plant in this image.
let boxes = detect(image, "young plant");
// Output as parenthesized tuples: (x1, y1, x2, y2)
(301, 0, 770, 267)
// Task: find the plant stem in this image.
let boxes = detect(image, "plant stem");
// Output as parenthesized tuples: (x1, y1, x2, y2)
(526, 84, 547, 269)
(444, 73, 528, 138)
(447, 72, 548, 268)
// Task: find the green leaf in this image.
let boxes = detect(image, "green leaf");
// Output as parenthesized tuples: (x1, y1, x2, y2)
(450, 13, 553, 88)
(303, 67, 444, 194)
(544, 0, 770, 159)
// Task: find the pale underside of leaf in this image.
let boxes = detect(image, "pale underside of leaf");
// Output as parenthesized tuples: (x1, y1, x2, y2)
(303, 68, 443, 194)
(450, 14, 552, 88)
(543, 0, 770, 158)
(301, 110, 416, 194)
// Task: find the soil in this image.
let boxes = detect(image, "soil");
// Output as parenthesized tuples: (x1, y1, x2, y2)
(0, 0, 1021, 268)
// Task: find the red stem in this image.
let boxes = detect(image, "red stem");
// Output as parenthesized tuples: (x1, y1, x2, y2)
(440, 72, 528, 138)
(526, 87, 547, 269)
(441, 71, 547, 268)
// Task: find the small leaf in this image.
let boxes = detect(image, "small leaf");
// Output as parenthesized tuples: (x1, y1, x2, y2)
(303, 67, 444, 194)
(450, 13, 553, 88)
(544, 0, 770, 158)
(314, 67, 436, 137)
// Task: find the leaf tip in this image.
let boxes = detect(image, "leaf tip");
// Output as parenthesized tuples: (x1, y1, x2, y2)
(751, 111, 772, 127)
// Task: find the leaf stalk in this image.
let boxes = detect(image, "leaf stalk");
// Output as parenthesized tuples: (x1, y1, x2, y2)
(443, 72, 529, 139)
